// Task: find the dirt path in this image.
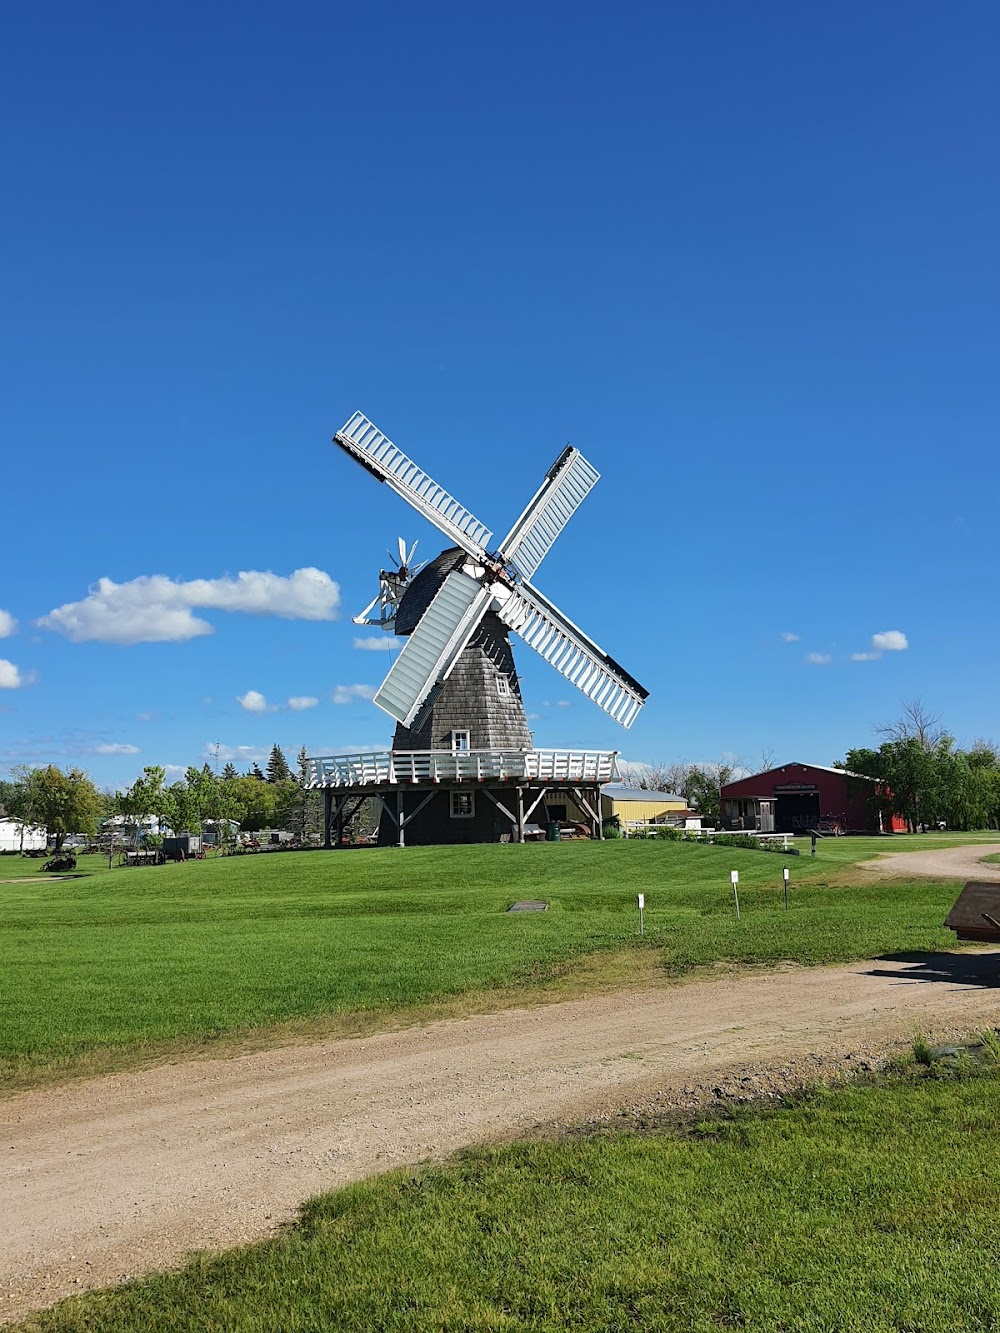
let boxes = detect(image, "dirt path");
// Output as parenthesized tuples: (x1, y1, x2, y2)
(4, 949, 1000, 1323)
(859, 841, 1000, 881)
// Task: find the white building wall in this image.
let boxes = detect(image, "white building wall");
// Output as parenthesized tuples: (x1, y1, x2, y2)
(0, 819, 47, 852)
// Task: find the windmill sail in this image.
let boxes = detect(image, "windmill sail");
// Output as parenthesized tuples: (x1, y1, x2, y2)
(496, 581, 648, 729)
(334, 412, 492, 560)
(373, 570, 494, 726)
(498, 447, 600, 581)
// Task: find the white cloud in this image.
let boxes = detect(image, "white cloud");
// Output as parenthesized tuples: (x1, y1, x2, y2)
(0, 610, 17, 639)
(236, 690, 274, 713)
(332, 684, 376, 705)
(137, 711, 157, 721)
(37, 568, 342, 644)
(872, 629, 908, 652)
(851, 652, 881, 662)
(92, 742, 141, 755)
(0, 659, 32, 688)
(287, 696, 319, 710)
(780, 632, 799, 643)
(353, 636, 404, 651)
(556, 700, 571, 708)
(805, 653, 832, 665)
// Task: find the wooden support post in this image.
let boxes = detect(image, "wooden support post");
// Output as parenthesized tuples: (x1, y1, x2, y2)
(335, 800, 344, 849)
(571, 785, 602, 840)
(398, 789, 438, 842)
(323, 789, 333, 848)
(516, 786, 525, 843)
(397, 789, 405, 848)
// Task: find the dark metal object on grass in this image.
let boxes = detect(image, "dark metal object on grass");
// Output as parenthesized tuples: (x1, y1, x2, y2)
(508, 900, 548, 912)
(42, 853, 77, 872)
(945, 882, 1000, 943)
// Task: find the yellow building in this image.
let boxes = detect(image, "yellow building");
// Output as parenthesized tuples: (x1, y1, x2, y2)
(601, 784, 688, 828)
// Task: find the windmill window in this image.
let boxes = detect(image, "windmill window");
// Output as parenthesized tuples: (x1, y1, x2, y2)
(451, 730, 470, 752)
(496, 675, 511, 696)
(450, 790, 474, 818)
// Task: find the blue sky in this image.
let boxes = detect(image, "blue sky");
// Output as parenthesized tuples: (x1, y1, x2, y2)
(2, 1, 998, 789)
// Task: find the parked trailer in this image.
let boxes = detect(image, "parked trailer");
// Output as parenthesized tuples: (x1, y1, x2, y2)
(162, 835, 204, 861)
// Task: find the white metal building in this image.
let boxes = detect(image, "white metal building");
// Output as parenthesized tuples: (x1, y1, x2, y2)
(0, 819, 47, 852)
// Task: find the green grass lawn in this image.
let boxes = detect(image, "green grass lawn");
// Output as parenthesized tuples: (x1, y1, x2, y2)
(16, 1060, 1000, 1332)
(3, 836, 995, 1088)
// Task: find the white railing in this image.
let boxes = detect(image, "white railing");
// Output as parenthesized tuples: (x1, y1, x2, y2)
(305, 749, 619, 789)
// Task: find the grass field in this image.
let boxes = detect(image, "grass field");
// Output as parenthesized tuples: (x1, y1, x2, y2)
(15, 1056, 1000, 1332)
(3, 834, 994, 1089)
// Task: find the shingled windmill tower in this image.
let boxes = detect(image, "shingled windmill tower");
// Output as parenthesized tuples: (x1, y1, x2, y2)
(307, 412, 649, 847)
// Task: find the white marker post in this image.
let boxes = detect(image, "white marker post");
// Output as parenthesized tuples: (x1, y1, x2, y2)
(730, 870, 740, 919)
(782, 866, 790, 911)
(637, 893, 645, 935)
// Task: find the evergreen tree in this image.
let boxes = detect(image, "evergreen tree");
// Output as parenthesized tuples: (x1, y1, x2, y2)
(266, 744, 291, 783)
(222, 761, 239, 781)
(291, 744, 322, 840)
(249, 762, 266, 782)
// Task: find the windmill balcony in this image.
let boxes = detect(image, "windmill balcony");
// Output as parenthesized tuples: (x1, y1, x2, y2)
(305, 748, 620, 790)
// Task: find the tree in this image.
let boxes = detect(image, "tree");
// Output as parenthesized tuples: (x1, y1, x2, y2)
(290, 744, 321, 841)
(266, 744, 291, 784)
(162, 765, 227, 834)
(115, 766, 168, 847)
(222, 761, 239, 781)
(681, 759, 743, 827)
(846, 737, 952, 833)
(227, 775, 276, 831)
(876, 699, 945, 751)
(249, 762, 266, 782)
(271, 778, 300, 831)
(20, 765, 103, 850)
(1, 765, 46, 852)
(617, 761, 691, 795)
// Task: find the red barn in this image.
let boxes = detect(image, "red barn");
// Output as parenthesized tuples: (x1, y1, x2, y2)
(720, 762, 904, 834)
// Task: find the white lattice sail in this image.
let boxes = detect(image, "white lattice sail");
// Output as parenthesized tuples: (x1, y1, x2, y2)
(499, 447, 600, 581)
(497, 581, 647, 728)
(373, 570, 493, 726)
(335, 412, 493, 559)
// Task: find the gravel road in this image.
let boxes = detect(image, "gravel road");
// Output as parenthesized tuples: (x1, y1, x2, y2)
(859, 841, 1000, 881)
(4, 946, 1000, 1323)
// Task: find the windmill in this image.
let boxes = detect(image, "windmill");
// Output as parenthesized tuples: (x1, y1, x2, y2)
(334, 411, 648, 739)
(312, 411, 648, 847)
(351, 537, 425, 630)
